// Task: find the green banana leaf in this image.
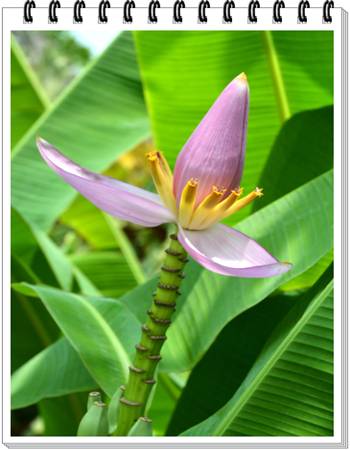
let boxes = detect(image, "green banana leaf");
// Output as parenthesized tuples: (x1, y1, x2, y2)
(70, 251, 138, 298)
(11, 338, 96, 409)
(12, 32, 149, 231)
(11, 256, 59, 372)
(11, 207, 99, 371)
(254, 106, 333, 211)
(182, 267, 333, 436)
(167, 292, 297, 435)
(252, 105, 333, 292)
(12, 284, 137, 398)
(60, 194, 121, 250)
(11, 207, 98, 294)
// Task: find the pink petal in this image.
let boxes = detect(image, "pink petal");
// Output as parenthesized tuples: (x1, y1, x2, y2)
(173, 74, 249, 205)
(37, 138, 174, 227)
(178, 224, 292, 278)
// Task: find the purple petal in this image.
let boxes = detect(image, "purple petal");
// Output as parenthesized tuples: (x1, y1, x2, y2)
(178, 224, 292, 278)
(37, 138, 174, 227)
(174, 74, 249, 205)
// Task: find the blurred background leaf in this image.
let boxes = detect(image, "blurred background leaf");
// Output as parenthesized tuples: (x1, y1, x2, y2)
(71, 251, 138, 298)
(11, 38, 49, 149)
(13, 31, 91, 100)
(12, 32, 149, 231)
(39, 393, 87, 436)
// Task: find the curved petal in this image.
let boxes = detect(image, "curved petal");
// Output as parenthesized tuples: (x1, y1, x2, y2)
(173, 73, 249, 205)
(178, 223, 292, 278)
(37, 138, 174, 227)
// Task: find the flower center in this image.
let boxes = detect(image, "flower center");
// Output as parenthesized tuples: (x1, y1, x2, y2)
(147, 151, 263, 230)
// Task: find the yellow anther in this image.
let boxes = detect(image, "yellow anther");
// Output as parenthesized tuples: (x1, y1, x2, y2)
(178, 178, 198, 228)
(216, 188, 242, 211)
(189, 186, 225, 229)
(197, 188, 243, 229)
(220, 187, 263, 220)
(147, 151, 176, 213)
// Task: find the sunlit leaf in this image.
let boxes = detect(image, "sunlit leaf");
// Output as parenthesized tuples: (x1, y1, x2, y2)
(12, 32, 149, 230)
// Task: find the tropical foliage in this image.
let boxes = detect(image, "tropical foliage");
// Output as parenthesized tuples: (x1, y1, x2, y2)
(11, 30, 333, 437)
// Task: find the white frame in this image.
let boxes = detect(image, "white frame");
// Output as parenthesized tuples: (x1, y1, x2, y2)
(1, 1, 347, 448)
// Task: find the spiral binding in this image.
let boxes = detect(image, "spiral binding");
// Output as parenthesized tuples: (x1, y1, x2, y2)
(148, 0, 160, 23)
(248, 0, 260, 23)
(273, 0, 285, 23)
(298, 0, 310, 22)
(48, 0, 60, 23)
(123, 0, 135, 22)
(22, 0, 336, 25)
(23, 0, 35, 23)
(74, 0, 85, 23)
(173, 0, 185, 23)
(323, 0, 334, 22)
(223, 0, 235, 23)
(98, 0, 110, 22)
(198, 0, 210, 23)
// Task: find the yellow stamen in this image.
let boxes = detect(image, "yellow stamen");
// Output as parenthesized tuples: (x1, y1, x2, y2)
(197, 188, 243, 229)
(178, 178, 198, 228)
(220, 187, 263, 220)
(189, 186, 225, 229)
(147, 151, 176, 213)
(157, 150, 173, 179)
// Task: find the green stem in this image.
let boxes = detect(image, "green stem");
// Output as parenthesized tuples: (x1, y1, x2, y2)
(114, 231, 187, 436)
(261, 31, 291, 123)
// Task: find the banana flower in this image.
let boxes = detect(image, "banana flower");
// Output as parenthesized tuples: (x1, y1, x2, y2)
(37, 73, 291, 278)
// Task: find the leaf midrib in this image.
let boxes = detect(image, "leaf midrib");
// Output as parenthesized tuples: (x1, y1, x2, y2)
(261, 31, 291, 123)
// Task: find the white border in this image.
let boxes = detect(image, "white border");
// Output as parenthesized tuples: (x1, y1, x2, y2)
(1, 1, 346, 448)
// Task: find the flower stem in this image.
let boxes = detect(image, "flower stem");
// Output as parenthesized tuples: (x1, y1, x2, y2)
(114, 231, 188, 436)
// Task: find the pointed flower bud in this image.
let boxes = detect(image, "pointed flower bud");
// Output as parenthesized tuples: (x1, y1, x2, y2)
(173, 73, 249, 205)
